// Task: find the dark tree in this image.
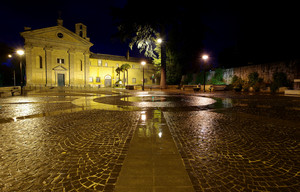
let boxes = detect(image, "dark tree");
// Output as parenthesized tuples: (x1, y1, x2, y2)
(111, 0, 206, 85)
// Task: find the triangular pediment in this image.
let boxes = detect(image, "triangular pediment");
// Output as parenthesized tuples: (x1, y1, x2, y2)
(21, 25, 93, 47)
(53, 65, 67, 71)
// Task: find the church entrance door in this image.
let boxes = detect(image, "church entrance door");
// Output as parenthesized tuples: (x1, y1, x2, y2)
(104, 75, 112, 87)
(57, 74, 65, 87)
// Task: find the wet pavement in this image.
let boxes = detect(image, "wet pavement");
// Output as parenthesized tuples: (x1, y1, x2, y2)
(0, 88, 299, 191)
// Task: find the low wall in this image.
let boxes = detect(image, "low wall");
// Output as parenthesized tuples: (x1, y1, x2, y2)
(224, 60, 299, 84)
(184, 60, 299, 86)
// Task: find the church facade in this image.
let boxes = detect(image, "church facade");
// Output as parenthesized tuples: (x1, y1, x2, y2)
(21, 19, 156, 87)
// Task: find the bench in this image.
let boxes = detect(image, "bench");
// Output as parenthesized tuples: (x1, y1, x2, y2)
(11, 87, 20, 96)
(125, 85, 135, 90)
(150, 85, 161, 90)
(181, 85, 197, 91)
(167, 85, 180, 89)
(0, 86, 21, 97)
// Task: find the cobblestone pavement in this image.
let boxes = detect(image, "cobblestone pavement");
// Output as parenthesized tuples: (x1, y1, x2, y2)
(0, 88, 299, 191)
(163, 92, 300, 192)
(0, 110, 139, 191)
(0, 89, 141, 191)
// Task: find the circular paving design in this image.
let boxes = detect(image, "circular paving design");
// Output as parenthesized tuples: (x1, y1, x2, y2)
(95, 95, 217, 109)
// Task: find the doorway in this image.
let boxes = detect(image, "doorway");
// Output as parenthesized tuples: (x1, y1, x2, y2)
(104, 75, 112, 87)
(57, 74, 65, 87)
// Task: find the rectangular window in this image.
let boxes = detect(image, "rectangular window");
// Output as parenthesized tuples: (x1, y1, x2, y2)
(39, 56, 43, 68)
(144, 78, 147, 83)
(89, 77, 93, 82)
(132, 78, 136, 83)
(96, 77, 100, 83)
(116, 63, 119, 67)
(57, 58, 64, 64)
(98, 60, 102, 66)
(104, 62, 108, 67)
(132, 64, 134, 68)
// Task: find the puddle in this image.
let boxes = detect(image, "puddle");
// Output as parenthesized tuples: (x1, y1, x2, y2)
(0, 94, 235, 124)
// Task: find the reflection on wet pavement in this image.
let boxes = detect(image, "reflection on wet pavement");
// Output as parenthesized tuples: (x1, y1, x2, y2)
(115, 109, 194, 191)
(0, 89, 299, 191)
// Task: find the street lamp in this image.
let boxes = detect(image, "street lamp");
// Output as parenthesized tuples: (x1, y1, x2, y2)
(141, 61, 146, 91)
(157, 38, 166, 89)
(202, 54, 209, 92)
(17, 49, 25, 95)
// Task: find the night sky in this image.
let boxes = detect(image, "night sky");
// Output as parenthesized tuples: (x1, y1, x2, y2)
(1, 0, 299, 66)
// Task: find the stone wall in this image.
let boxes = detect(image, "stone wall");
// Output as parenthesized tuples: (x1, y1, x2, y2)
(184, 60, 300, 86)
(225, 60, 299, 84)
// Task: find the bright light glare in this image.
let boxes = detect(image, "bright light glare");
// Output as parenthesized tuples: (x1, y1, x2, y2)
(8, 54, 12, 58)
(141, 114, 146, 121)
(141, 61, 146, 65)
(202, 55, 209, 60)
(141, 111, 146, 121)
(157, 38, 162, 44)
(158, 132, 162, 138)
(17, 50, 25, 56)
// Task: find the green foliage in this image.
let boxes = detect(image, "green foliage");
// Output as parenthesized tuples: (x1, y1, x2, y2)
(153, 40, 182, 85)
(214, 68, 224, 82)
(208, 68, 226, 85)
(120, 64, 131, 86)
(129, 26, 158, 58)
(195, 71, 209, 85)
(248, 72, 259, 86)
(115, 67, 122, 76)
(231, 75, 239, 84)
(270, 72, 290, 93)
(242, 81, 251, 91)
(120, 63, 131, 71)
(184, 73, 193, 84)
(231, 75, 243, 89)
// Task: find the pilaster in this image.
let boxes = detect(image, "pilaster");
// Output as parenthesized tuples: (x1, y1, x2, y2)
(24, 44, 33, 85)
(68, 49, 75, 86)
(44, 47, 53, 86)
(84, 51, 90, 86)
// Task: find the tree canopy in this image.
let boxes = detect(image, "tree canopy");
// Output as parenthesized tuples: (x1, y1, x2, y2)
(111, 0, 206, 84)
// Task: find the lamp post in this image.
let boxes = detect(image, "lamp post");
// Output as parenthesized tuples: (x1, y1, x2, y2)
(17, 49, 25, 95)
(202, 55, 209, 92)
(157, 38, 166, 89)
(141, 61, 146, 91)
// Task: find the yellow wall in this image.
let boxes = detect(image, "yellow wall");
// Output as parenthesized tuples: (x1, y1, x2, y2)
(22, 24, 156, 87)
(89, 58, 155, 87)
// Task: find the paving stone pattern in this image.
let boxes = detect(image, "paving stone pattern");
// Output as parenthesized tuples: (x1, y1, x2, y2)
(164, 110, 300, 192)
(1, 89, 300, 192)
(0, 110, 139, 191)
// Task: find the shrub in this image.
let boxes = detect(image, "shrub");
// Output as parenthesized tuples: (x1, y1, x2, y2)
(184, 73, 193, 84)
(209, 68, 226, 85)
(195, 71, 209, 85)
(242, 81, 251, 91)
(270, 72, 289, 93)
(232, 75, 243, 89)
(248, 72, 259, 87)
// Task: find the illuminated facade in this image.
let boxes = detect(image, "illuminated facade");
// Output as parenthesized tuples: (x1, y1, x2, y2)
(21, 19, 156, 87)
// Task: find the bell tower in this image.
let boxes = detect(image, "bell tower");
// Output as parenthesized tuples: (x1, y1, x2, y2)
(75, 23, 89, 41)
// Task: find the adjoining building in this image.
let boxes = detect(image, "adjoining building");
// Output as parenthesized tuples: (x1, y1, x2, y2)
(21, 18, 156, 87)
